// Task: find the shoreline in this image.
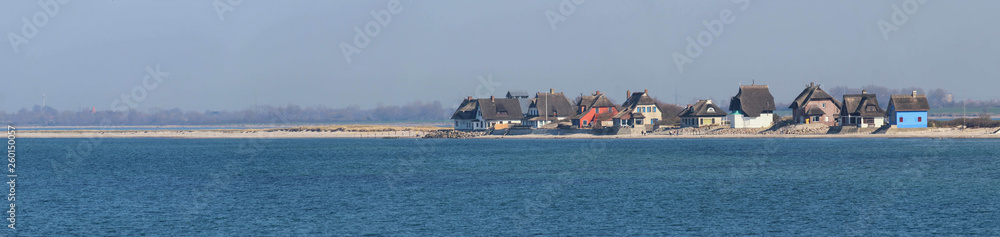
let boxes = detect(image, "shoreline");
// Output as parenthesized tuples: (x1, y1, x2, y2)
(18, 128, 1000, 139)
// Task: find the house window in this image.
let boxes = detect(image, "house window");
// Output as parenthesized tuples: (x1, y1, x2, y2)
(822, 103, 826, 108)
(596, 108, 600, 113)
(583, 120, 588, 126)
(708, 108, 715, 113)
(918, 117, 922, 122)
(900, 117, 904, 123)
(653, 107, 657, 112)
(636, 119, 643, 125)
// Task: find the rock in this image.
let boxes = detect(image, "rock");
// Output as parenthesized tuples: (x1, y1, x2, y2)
(422, 130, 484, 139)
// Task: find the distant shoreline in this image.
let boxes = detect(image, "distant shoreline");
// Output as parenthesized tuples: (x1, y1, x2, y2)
(19, 127, 1000, 139)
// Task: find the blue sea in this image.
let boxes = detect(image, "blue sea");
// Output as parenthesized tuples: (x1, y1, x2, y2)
(9, 138, 1000, 235)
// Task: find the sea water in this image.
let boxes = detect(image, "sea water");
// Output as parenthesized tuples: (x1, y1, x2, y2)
(9, 138, 1000, 235)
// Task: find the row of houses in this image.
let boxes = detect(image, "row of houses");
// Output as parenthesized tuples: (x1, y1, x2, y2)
(451, 83, 930, 131)
(787, 82, 930, 128)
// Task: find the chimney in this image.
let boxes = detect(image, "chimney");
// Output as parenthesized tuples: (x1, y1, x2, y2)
(550, 88, 554, 94)
(595, 90, 601, 95)
(467, 96, 472, 101)
(810, 82, 815, 87)
(912, 91, 917, 97)
(490, 96, 494, 102)
(862, 90, 867, 94)
(627, 90, 631, 98)
(687, 104, 692, 108)
(644, 89, 648, 94)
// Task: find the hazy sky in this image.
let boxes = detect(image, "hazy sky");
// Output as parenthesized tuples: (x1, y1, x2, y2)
(2, 0, 998, 112)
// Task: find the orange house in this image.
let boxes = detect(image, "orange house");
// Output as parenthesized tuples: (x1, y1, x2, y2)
(571, 91, 619, 128)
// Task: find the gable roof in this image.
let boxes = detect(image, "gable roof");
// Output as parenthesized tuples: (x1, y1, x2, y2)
(576, 92, 617, 112)
(790, 85, 842, 109)
(728, 85, 776, 117)
(529, 92, 576, 118)
(613, 91, 658, 119)
(450, 97, 525, 121)
(889, 94, 930, 112)
(841, 93, 885, 117)
(678, 100, 727, 117)
(450, 98, 479, 120)
(622, 92, 658, 106)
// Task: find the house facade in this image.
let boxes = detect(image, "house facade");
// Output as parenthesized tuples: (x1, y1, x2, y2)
(571, 91, 619, 128)
(451, 96, 524, 130)
(678, 100, 728, 127)
(789, 83, 842, 126)
(887, 91, 930, 128)
(727, 85, 776, 128)
(612, 89, 662, 130)
(523, 89, 576, 128)
(841, 91, 886, 128)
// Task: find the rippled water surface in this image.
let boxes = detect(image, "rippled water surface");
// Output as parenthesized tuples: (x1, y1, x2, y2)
(11, 138, 1000, 235)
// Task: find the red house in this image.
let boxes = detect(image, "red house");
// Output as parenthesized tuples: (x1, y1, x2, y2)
(571, 91, 619, 128)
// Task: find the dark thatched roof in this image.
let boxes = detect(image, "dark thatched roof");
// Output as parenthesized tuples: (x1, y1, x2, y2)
(576, 93, 617, 111)
(790, 85, 842, 109)
(889, 94, 930, 112)
(841, 94, 885, 117)
(451, 98, 479, 120)
(729, 85, 775, 117)
(528, 92, 576, 118)
(450, 98, 525, 120)
(678, 100, 727, 117)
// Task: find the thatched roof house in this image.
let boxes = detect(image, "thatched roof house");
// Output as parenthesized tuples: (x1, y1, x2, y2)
(789, 83, 842, 125)
(678, 100, 727, 127)
(451, 96, 525, 130)
(841, 90, 886, 127)
(727, 85, 776, 128)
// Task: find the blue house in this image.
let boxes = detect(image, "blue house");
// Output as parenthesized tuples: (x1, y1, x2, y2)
(887, 91, 930, 128)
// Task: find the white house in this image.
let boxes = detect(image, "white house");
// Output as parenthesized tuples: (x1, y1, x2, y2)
(727, 85, 776, 128)
(451, 96, 525, 130)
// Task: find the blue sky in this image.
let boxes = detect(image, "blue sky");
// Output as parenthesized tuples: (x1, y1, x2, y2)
(1, 0, 998, 111)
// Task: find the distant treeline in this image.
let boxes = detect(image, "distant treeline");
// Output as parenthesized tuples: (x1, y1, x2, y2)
(0, 101, 448, 126)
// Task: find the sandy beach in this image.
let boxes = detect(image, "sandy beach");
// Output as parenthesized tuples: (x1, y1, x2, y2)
(18, 127, 1000, 139)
